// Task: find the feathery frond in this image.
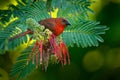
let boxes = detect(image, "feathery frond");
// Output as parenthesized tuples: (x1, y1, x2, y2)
(62, 21, 109, 47)
(0, 0, 50, 53)
(10, 46, 36, 80)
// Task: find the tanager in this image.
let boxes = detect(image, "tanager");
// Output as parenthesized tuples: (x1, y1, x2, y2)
(39, 18, 71, 36)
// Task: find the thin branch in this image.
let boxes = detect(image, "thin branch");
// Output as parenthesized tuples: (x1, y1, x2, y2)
(9, 29, 33, 41)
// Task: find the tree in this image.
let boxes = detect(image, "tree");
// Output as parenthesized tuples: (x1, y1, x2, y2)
(0, 0, 109, 80)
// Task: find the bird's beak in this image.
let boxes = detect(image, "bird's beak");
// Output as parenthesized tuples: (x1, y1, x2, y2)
(66, 22, 71, 26)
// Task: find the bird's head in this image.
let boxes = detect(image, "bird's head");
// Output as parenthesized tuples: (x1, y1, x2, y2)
(56, 18, 71, 28)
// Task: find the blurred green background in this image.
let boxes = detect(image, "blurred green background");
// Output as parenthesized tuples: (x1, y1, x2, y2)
(0, 0, 120, 80)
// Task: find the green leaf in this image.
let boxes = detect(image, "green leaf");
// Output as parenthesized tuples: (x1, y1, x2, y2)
(0, 0, 50, 53)
(62, 21, 108, 47)
(0, 20, 28, 53)
(10, 46, 36, 80)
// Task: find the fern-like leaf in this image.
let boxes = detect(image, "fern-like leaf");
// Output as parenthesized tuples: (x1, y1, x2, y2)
(62, 21, 109, 47)
(0, 20, 28, 54)
(0, 0, 50, 53)
(10, 46, 36, 80)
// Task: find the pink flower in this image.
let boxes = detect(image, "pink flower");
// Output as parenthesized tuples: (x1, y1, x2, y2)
(27, 34, 70, 69)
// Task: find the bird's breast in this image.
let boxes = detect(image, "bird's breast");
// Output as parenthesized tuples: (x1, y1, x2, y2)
(53, 26, 65, 36)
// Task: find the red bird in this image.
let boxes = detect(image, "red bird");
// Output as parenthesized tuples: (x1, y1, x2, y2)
(39, 18, 71, 36)
(10, 18, 71, 40)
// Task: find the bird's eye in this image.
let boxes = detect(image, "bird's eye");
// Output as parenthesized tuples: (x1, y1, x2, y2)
(62, 19, 67, 23)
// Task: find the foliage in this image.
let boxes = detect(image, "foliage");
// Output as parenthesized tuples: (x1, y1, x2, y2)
(10, 46, 36, 80)
(0, 0, 109, 80)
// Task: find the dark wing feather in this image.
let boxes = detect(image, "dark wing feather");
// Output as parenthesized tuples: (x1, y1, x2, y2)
(39, 20, 55, 31)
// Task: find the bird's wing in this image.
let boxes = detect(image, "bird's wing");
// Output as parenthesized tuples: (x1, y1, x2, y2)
(39, 20, 55, 31)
